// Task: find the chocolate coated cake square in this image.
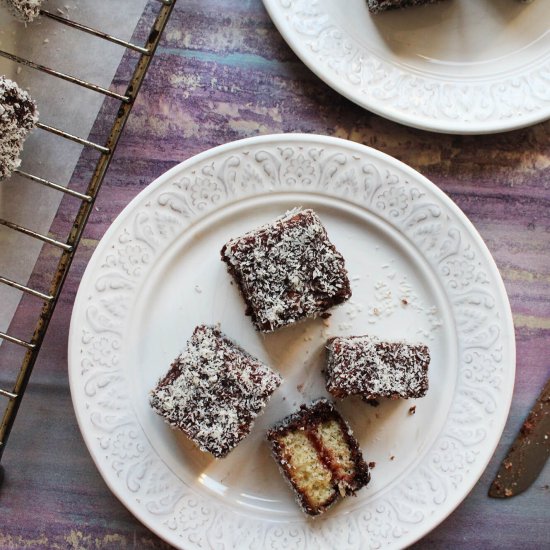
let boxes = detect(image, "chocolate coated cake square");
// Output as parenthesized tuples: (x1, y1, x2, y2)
(366, 0, 444, 13)
(221, 209, 352, 332)
(326, 335, 430, 400)
(0, 75, 38, 180)
(150, 325, 282, 458)
(267, 399, 370, 516)
(1, 0, 44, 22)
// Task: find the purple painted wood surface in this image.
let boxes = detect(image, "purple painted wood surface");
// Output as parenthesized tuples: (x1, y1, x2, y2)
(1, 1, 549, 548)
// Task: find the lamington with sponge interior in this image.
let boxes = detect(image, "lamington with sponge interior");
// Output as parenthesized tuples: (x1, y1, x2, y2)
(267, 399, 370, 516)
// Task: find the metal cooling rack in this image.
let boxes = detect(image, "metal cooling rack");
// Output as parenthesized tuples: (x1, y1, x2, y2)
(0, 0, 176, 483)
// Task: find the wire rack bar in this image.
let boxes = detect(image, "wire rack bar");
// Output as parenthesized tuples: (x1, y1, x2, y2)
(40, 10, 151, 55)
(0, 0, 176, 470)
(35, 122, 111, 153)
(0, 51, 130, 102)
(0, 332, 34, 350)
(0, 276, 52, 302)
(0, 390, 17, 400)
(0, 219, 72, 251)
(14, 170, 92, 202)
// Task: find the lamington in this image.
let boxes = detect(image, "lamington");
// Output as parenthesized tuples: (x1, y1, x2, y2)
(366, 0, 445, 13)
(221, 209, 352, 332)
(267, 399, 370, 516)
(326, 335, 430, 401)
(149, 325, 282, 458)
(0, 75, 38, 180)
(1, 0, 44, 22)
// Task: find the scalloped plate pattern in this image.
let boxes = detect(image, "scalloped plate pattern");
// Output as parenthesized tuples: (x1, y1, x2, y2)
(69, 134, 515, 549)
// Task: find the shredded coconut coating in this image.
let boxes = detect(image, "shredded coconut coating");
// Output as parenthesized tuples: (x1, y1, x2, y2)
(1, 0, 44, 22)
(326, 335, 430, 400)
(0, 76, 38, 180)
(149, 325, 282, 458)
(366, 0, 444, 13)
(221, 209, 352, 332)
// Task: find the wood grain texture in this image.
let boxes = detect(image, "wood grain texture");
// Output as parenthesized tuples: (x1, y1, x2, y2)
(1, 0, 549, 548)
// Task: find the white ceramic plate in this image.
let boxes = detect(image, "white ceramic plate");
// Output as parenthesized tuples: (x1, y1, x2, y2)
(262, 0, 550, 134)
(69, 134, 515, 549)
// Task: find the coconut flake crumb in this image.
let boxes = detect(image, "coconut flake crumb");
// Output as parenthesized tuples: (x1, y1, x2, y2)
(345, 300, 363, 321)
(366, 276, 442, 338)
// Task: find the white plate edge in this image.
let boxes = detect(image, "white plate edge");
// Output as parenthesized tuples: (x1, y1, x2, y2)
(261, 0, 550, 134)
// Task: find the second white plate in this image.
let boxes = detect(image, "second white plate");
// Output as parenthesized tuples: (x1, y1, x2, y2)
(69, 134, 515, 549)
(262, 0, 550, 134)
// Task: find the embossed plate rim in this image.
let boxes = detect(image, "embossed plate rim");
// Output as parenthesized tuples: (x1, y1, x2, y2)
(261, 0, 550, 134)
(69, 133, 515, 549)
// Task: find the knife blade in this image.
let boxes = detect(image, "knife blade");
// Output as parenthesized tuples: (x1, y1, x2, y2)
(489, 376, 550, 498)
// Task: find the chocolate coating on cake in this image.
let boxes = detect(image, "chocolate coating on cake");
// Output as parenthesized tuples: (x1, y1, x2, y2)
(0, 76, 38, 180)
(267, 399, 370, 516)
(366, 0, 444, 13)
(326, 335, 430, 400)
(150, 325, 282, 458)
(221, 209, 352, 332)
(1, 0, 44, 22)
